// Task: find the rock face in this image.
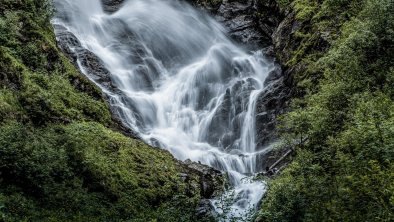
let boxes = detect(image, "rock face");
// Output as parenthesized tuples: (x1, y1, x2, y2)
(272, 11, 300, 63)
(256, 0, 283, 45)
(256, 65, 291, 148)
(182, 159, 226, 219)
(96, 0, 293, 160)
(190, 0, 281, 47)
(187, 0, 291, 148)
(215, 0, 267, 47)
(183, 159, 227, 198)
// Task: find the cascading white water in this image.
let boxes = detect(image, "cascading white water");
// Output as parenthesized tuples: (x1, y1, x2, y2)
(53, 0, 276, 219)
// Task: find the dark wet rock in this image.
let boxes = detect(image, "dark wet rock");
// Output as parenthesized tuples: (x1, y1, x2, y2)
(54, 24, 140, 139)
(255, 0, 283, 41)
(272, 12, 301, 63)
(264, 66, 282, 87)
(187, 0, 292, 149)
(183, 159, 226, 198)
(53, 24, 81, 63)
(205, 78, 258, 150)
(101, 0, 125, 13)
(188, 0, 282, 47)
(54, 25, 118, 92)
(195, 199, 218, 219)
(215, 0, 262, 46)
(187, 0, 222, 12)
(255, 74, 290, 148)
(215, 0, 269, 47)
(77, 50, 112, 85)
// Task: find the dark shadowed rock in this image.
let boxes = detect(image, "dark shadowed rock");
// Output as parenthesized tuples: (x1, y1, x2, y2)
(255, 66, 291, 148)
(255, 0, 282, 42)
(189, 0, 293, 166)
(187, 0, 222, 12)
(178, 159, 226, 219)
(54, 24, 140, 139)
(53, 24, 81, 59)
(101, 0, 125, 13)
(188, 0, 282, 47)
(195, 199, 218, 219)
(215, 0, 270, 47)
(272, 12, 301, 63)
(54, 25, 118, 92)
(183, 159, 226, 198)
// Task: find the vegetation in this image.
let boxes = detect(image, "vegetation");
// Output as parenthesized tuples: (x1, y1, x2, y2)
(0, 0, 207, 221)
(1, 0, 393, 221)
(259, 0, 394, 221)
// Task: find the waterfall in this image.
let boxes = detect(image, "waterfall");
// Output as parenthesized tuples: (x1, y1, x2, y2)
(53, 0, 276, 219)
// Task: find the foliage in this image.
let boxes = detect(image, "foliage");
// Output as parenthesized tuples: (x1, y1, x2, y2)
(0, 122, 203, 221)
(260, 0, 394, 221)
(0, 0, 207, 221)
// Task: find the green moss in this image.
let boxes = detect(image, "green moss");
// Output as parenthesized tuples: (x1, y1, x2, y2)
(0, 0, 208, 221)
(275, 0, 365, 96)
(0, 121, 203, 221)
(293, 0, 319, 21)
(260, 0, 394, 221)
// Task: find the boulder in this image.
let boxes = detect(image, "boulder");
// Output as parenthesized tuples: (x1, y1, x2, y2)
(195, 199, 218, 219)
(182, 159, 227, 198)
(101, 0, 125, 13)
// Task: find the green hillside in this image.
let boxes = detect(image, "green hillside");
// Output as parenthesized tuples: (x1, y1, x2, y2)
(259, 0, 394, 221)
(0, 1, 209, 221)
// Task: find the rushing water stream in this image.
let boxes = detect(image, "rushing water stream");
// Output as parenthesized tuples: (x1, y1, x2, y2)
(53, 0, 276, 219)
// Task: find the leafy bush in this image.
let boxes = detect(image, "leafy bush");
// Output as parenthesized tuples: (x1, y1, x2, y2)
(0, 0, 207, 221)
(259, 0, 394, 221)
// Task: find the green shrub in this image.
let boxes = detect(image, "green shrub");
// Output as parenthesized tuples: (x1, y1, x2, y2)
(260, 0, 394, 221)
(0, 0, 207, 221)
